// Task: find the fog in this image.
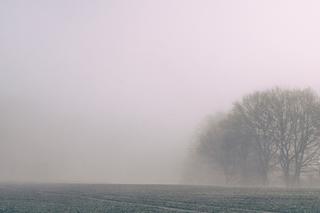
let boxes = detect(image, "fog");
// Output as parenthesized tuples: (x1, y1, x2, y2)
(1, 0, 320, 184)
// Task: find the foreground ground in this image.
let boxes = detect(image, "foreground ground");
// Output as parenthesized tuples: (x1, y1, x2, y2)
(0, 184, 319, 212)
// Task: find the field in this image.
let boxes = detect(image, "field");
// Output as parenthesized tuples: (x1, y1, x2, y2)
(0, 184, 320, 212)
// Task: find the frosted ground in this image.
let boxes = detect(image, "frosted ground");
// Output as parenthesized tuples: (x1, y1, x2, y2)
(0, 184, 320, 212)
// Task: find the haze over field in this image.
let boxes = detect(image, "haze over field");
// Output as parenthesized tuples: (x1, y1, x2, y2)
(1, 0, 320, 184)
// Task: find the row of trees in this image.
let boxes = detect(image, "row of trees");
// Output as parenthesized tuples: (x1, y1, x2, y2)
(193, 88, 320, 187)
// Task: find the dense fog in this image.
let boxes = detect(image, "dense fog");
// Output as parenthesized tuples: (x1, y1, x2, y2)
(2, 0, 320, 184)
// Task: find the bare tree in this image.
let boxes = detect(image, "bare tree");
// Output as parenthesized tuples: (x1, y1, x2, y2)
(194, 112, 264, 185)
(232, 91, 278, 185)
(268, 88, 320, 186)
(191, 87, 320, 187)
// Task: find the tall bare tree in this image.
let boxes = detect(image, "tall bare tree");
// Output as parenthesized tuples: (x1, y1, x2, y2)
(233, 91, 278, 185)
(268, 88, 320, 186)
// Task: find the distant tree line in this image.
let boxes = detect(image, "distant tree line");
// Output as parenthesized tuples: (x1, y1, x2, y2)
(193, 88, 320, 187)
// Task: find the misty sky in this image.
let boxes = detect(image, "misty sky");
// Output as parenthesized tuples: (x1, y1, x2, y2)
(1, 0, 320, 183)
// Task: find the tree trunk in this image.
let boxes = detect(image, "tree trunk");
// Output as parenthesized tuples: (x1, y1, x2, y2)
(283, 167, 290, 188)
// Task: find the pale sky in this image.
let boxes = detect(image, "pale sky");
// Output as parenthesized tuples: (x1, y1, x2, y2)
(1, 0, 320, 183)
